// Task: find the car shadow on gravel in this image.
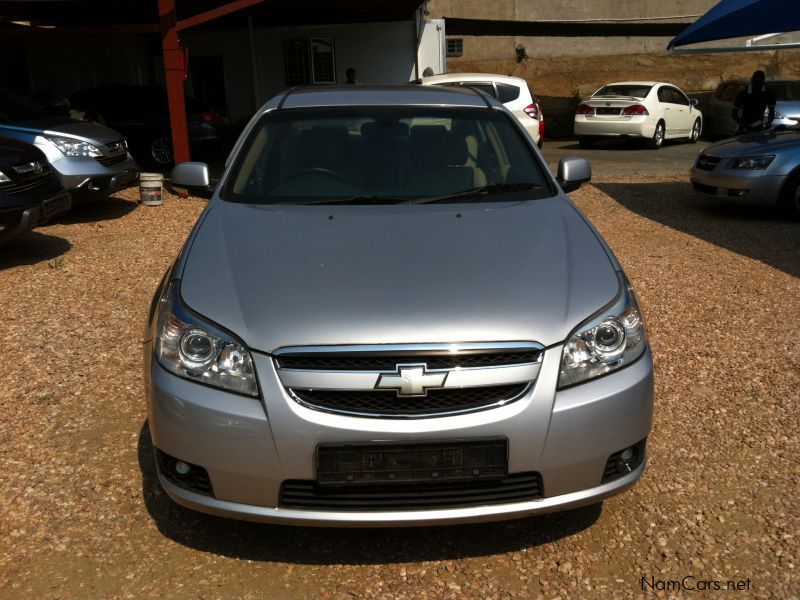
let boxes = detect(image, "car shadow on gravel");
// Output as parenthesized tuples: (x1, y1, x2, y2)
(596, 181, 800, 277)
(57, 194, 138, 224)
(138, 422, 601, 564)
(0, 231, 72, 270)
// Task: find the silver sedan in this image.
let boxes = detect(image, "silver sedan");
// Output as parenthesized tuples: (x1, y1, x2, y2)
(145, 85, 654, 526)
(690, 126, 800, 218)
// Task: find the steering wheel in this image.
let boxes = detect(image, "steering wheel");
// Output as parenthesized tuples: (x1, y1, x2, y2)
(284, 167, 346, 183)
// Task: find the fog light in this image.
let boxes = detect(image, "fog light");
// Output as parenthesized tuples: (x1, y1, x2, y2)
(620, 447, 635, 461)
(727, 188, 749, 197)
(174, 460, 191, 475)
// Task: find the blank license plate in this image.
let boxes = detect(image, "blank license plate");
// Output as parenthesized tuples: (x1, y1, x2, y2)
(316, 438, 508, 486)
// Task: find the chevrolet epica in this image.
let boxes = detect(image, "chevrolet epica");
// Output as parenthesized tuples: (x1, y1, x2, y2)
(143, 85, 653, 526)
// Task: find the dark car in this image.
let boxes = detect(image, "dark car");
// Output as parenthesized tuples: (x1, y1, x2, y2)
(67, 85, 235, 169)
(0, 137, 71, 244)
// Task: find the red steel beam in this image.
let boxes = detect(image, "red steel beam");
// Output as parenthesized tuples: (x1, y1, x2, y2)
(158, 0, 191, 165)
(176, 0, 268, 31)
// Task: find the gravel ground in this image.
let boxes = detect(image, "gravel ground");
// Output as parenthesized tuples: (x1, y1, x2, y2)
(1, 178, 798, 599)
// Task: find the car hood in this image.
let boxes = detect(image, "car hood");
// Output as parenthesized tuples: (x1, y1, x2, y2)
(702, 130, 800, 157)
(179, 197, 619, 352)
(777, 99, 800, 119)
(0, 116, 124, 144)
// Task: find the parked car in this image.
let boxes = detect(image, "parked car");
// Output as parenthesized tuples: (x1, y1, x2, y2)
(702, 78, 800, 138)
(0, 87, 139, 203)
(420, 73, 545, 147)
(689, 125, 800, 219)
(144, 85, 654, 526)
(67, 85, 235, 169)
(574, 81, 703, 149)
(0, 136, 71, 244)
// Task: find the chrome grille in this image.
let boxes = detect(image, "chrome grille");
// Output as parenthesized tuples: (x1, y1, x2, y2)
(96, 154, 127, 167)
(277, 350, 541, 371)
(275, 342, 542, 419)
(1, 174, 50, 196)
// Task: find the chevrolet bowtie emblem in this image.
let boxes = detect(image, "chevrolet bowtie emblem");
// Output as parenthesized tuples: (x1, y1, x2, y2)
(375, 364, 448, 397)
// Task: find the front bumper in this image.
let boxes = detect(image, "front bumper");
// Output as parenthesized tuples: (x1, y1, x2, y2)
(42, 153, 139, 202)
(689, 164, 784, 206)
(145, 345, 654, 526)
(0, 191, 71, 244)
(574, 115, 655, 139)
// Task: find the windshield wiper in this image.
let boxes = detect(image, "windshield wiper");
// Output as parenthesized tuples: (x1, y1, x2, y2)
(410, 182, 542, 204)
(304, 195, 409, 205)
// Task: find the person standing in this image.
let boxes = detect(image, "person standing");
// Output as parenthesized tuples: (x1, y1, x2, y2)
(732, 70, 776, 133)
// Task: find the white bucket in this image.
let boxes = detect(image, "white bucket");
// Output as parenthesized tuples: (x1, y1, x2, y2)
(139, 172, 164, 206)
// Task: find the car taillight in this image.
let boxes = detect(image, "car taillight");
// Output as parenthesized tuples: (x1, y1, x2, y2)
(523, 103, 540, 119)
(622, 104, 649, 116)
(576, 104, 595, 115)
(200, 111, 222, 123)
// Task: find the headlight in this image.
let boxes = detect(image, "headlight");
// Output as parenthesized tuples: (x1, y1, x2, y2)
(155, 280, 258, 397)
(726, 156, 774, 170)
(46, 136, 103, 158)
(559, 274, 647, 388)
(0, 171, 10, 183)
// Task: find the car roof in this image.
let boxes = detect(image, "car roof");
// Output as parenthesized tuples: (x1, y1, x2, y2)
(278, 85, 499, 110)
(421, 73, 528, 86)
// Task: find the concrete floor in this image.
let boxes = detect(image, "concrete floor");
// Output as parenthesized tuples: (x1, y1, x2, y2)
(541, 137, 708, 178)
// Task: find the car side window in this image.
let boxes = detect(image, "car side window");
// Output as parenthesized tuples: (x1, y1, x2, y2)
(496, 83, 521, 103)
(720, 83, 744, 102)
(669, 87, 689, 105)
(657, 87, 670, 103)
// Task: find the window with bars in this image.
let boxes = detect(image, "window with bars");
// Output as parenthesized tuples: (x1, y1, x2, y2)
(446, 38, 463, 57)
(283, 38, 336, 85)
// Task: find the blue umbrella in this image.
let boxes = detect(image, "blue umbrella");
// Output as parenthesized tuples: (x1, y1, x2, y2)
(668, 0, 800, 50)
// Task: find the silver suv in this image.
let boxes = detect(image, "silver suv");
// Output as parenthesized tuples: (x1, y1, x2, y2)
(145, 86, 653, 526)
(0, 87, 138, 203)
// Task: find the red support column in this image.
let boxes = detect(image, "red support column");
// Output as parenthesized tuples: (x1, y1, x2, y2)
(158, 0, 191, 165)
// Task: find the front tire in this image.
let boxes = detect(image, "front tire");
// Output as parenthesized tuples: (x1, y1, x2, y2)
(779, 171, 800, 220)
(648, 121, 665, 149)
(689, 119, 701, 143)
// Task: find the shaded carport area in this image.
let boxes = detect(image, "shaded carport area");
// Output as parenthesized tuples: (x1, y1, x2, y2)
(0, 0, 424, 164)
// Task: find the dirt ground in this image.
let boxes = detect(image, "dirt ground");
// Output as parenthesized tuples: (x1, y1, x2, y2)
(1, 177, 797, 599)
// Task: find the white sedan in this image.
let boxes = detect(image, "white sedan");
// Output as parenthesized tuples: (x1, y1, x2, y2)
(574, 81, 703, 149)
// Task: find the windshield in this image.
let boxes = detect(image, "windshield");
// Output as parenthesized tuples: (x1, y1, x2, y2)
(593, 84, 653, 98)
(0, 87, 51, 122)
(765, 81, 800, 101)
(222, 106, 552, 204)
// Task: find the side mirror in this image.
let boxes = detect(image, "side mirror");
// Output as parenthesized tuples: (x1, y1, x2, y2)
(689, 98, 699, 107)
(557, 157, 591, 193)
(170, 161, 215, 199)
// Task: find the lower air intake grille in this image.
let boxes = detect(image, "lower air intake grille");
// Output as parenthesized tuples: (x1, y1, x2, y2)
(291, 383, 530, 418)
(280, 472, 542, 511)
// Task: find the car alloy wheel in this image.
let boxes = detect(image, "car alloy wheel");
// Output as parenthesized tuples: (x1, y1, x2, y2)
(649, 122, 664, 149)
(690, 119, 701, 143)
(151, 137, 174, 165)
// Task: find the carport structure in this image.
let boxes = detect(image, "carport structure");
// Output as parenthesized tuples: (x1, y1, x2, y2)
(0, 0, 425, 163)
